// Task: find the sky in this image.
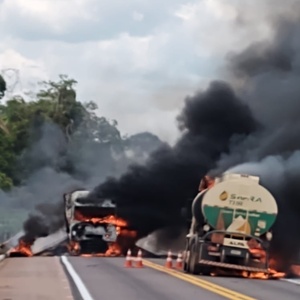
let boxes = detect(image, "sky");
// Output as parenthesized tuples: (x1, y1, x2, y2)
(0, 0, 281, 143)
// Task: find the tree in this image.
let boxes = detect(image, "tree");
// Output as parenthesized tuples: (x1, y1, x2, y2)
(37, 75, 85, 140)
(0, 77, 15, 187)
(0, 172, 13, 190)
(0, 131, 15, 189)
(0, 74, 125, 189)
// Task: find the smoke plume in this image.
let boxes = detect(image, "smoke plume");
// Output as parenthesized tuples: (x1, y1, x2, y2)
(1, 119, 162, 243)
(88, 81, 258, 237)
(4, 1, 300, 268)
(212, 14, 300, 266)
(87, 3, 300, 267)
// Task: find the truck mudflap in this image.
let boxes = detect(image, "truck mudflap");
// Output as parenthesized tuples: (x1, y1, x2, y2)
(199, 259, 269, 273)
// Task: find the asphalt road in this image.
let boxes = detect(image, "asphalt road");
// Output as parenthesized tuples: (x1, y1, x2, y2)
(66, 257, 300, 300)
(67, 256, 226, 300)
(1, 256, 300, 300)
(0, 257, 73, 299)
(145, 258, 300, 300)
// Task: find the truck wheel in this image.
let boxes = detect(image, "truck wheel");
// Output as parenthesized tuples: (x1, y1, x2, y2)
(183, 254, 188, 272)
(189, 243, 200, 275)
(183, 245, 190, 272)
(184, 250, 191, 273)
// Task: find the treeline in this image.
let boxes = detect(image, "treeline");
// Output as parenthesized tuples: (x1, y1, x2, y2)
(0, 74, 161, 190)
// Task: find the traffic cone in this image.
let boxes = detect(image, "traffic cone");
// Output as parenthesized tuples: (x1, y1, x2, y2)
(165, 250, 173, 268)
(124, 249, 132, 268)
(175, 252, 183, 270)
(135, 249, 144, 268)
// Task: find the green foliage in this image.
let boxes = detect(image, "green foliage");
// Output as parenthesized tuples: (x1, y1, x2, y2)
(0, 172, 13, 190)
(0, 74, 123, 190)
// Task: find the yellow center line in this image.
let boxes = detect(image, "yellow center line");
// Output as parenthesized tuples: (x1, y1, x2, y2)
(143, 259, 257, 300)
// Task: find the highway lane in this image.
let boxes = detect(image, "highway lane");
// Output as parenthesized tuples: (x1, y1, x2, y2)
(0, 257, 73, 299)
(67, 256, 300, 300)
(1, 256, 300, 300)
(199, 273, 300, 300)
(67, 256, 228, 300)
(145, 258, 300, 300)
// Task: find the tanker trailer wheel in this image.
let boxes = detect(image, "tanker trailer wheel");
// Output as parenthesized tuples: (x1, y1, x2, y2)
(183, 243, 191, 272)
(189, 243, 200, 274)
(183, 253, 188, 272)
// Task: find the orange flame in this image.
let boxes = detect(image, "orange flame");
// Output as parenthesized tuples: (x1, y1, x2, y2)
(74, 211, 128, 227)
(70, 213, 137, 257)
(105, 243, 122, 256)
(241, 241, 285, 279)
(208, 244, 288, 279)
(68, 240, 80, 254)
(9, 240, 33, 257)
(240, 269, 286, 280)
(211, 266, 285, 279)
(79, 243, 122, 257)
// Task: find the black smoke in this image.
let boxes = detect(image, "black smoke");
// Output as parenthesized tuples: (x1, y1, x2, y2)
(3, 118, 163, 245)
(88, 81, 258, 237)
(13, 2, 300, 268)
(87, 8, 300, 268)
(212, 15, 300, 267)
(22, 202, 65, 243)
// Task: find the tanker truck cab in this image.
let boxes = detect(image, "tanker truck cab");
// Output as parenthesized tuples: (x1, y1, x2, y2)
(184, 173, 277, 276)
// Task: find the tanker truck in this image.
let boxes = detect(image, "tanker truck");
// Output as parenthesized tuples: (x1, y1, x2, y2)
(63, 189, 119, 255)
(183, 173, 278, 276)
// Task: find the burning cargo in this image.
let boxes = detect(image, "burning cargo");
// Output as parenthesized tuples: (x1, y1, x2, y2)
(64, 189, 127, 256)
(184, 173, 278, 276)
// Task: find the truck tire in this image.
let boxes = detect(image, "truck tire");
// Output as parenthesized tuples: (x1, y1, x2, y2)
(189, 243, 200, 274)
(183, 243, 190, 272)
(183, 253, 189, 272)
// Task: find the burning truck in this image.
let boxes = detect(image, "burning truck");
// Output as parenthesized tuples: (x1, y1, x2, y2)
(64, 189, 131, 256)
(184, 173, 278, 277)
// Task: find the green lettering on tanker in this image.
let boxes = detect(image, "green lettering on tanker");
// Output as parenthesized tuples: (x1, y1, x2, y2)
(203, 205, 276, 236)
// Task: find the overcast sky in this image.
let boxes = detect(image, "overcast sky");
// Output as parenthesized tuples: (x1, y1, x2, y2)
(0, 0, 281, 143)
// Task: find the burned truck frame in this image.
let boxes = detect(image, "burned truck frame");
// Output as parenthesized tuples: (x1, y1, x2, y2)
(64, 190, 118, 255)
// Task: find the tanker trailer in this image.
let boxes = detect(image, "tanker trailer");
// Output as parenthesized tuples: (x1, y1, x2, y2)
(64, 189, 119, 255)
(183, 173, 278, 276)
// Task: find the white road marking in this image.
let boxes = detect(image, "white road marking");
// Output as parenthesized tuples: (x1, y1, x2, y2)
(61, 256, 94, 300)
(281, 278, 300, 285)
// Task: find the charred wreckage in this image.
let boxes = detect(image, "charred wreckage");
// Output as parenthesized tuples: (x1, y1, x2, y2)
(2, 173, 300, 279)
(64, 189, 128, 256)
